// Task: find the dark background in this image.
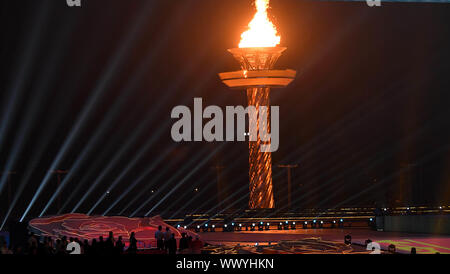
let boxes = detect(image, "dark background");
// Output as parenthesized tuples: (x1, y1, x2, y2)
(0, 0, 449, 224)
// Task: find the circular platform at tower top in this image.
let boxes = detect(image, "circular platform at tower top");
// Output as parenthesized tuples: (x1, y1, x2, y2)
(219, 69, 297, 89)
(219, 47, 296, 89)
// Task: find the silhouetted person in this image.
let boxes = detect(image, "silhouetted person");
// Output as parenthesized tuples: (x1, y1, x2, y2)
(155, 226, 164, 250)
(128, 232, 137, 254)
(37, 237, 47, 255)
(179, 233, 188, 251)
(98, 236, 105, 254)
(42, 237, 54, 255)
(411, 247, 417, 254)
(344, 235, 352, 245)
(83, 240, 90, 254)
(61, 236, 68, 250)
(91, 239, 98, 255)
(115, 236, 125, 255)
(27, 233, 38, 254)
(164, 227, 171, 251)
(55, 239, 65, 255)
(168, 233, 177, 254)
(187, 236, 193, 249)
(105, 232, 115, 255)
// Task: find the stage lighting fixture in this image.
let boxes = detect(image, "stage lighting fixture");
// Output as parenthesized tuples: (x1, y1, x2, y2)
(258, 221, 264, 231)
(290, 221, 296, 230)
(223, 224, 231, 232)
(278, 222, 283, 230)
(177, 225, 181, 229)
(331, 220, 336, 228)
(237, 223, 242, 231)
(319, 220, 324, 228)
(312, 220, 317, 229)
(265, 223, 270, 230)
(303, 221, 308, 229)
(231, 223, 235, 232)
(251, 223, 256, 231)
(339, 219, 344, 228)
(283, 221, 289, 230)
(211, 224, 216, 232)
(368, 218, 375, 229)
(344, 235, 352, 245)
(195, 225, 200, 233)
(202, 224, 209, 232)
(183, 226, 187, 230)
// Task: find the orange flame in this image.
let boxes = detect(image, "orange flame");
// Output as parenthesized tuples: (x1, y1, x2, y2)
(239, 0, 281, 48)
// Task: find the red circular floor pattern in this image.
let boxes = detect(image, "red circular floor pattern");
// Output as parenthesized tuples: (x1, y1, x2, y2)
(29, 213, 198, 248)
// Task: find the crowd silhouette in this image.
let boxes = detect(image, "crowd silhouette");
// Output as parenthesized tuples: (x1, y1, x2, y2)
(0, 226, 203, 255)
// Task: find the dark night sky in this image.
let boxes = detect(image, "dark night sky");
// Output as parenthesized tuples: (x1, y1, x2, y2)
(0, 0, 450, 223)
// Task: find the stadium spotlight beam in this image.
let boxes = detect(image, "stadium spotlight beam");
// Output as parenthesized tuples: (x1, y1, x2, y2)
(86, 142, 178, 215)
(118, 60, 229, 216)
(1, 29, 101, 229)
(171, 146, 249, 219)
(84, 41, 220, 215)
(38, 20, 176, 216)
(19, 1, 156, 222)
(0, 5, 51, 197)
(317, 143, 450, 212)
(72, 30, 218, 215)
(102, 143, 181, 216)
(293, 120, 440, 212)
(51, 0, 194, 216)
(0, 4, 49, 159)
(144, 145, 225, 216)
(39, 89, 134, 216)
(3, 12, 79, 220)
(261, 123, 444, 220)
(256, 82, 417, 216)
(129, 146, 215, 217)
(57, 131, 124, 214)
